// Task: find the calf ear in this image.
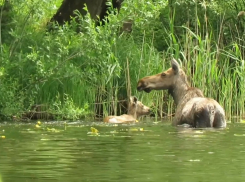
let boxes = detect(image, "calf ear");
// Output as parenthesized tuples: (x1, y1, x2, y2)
(171, 58, 180, 74)
(130, 96, 138, 104)
(133, 96, 138, 103)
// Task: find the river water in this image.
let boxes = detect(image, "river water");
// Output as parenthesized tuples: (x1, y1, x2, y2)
(0, 120, 244, 182)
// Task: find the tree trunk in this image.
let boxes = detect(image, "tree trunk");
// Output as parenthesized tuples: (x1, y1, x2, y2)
(50, 0, 123, 26)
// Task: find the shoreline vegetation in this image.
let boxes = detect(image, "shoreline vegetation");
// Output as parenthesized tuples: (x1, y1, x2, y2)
(0, 0, 245, 122)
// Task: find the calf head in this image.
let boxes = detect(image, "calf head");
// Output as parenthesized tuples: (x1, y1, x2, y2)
(128, 96, 151, 117)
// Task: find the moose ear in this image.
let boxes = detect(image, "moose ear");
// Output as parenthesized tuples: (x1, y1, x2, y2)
(130, 96, 138, 104)
(171, 58, 180, 74)
(133, 96, 138, 103)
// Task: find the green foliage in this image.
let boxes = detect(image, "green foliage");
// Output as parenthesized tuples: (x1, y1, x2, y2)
(50, 94, 90, 120)
(0, 0, 245, 121)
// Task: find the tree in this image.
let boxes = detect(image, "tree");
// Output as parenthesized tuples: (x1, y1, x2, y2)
(49, 0, 123, 26)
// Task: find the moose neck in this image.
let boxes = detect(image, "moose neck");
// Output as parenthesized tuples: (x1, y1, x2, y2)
(127, 107, 137, 119)
(168, 76, 189, 106)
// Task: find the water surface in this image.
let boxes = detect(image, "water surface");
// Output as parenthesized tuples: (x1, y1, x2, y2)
(0, 120, 244, 182)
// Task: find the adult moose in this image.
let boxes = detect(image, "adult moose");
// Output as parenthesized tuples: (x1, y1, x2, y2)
(137, 58, 226, 128)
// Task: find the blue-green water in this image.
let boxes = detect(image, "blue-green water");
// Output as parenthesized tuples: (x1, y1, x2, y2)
(0, 120, 244, 182)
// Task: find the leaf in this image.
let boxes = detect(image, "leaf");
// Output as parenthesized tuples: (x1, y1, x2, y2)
(129, 128, 144, 132)
(87, 127, 99, 136)
(35, 124, 41, 128)
(90, 127, 99, 133)
(234, 134, 245, 137)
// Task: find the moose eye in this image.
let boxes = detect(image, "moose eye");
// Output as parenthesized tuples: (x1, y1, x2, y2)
(161, 73, 166, 77)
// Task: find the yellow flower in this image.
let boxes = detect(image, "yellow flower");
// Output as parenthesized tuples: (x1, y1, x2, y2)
(35, 124, 41, 128)
(91, 127, 99, 134)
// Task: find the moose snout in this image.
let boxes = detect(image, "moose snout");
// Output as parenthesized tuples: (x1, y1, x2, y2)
(137, 80, 146, 91)
(137, 86, 151, 93)
(143, 106, 151, 115)
(137, 79, 152, 93)
(137, 86, 143, 91)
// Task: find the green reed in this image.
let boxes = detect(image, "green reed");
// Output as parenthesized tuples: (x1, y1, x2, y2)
(170, 23, 245, 119)
(1, 0, 245, 121)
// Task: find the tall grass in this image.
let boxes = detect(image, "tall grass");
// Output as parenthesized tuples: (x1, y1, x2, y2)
(0, 0, 245, 121)
(165, 2, 245, 119)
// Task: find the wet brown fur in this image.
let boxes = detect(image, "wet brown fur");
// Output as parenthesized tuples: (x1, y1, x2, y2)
(137, 59, 226, 128)
(103, 96, 150, 124)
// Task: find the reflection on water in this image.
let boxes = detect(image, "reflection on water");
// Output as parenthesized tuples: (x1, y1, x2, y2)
(0, 120, 244, 182)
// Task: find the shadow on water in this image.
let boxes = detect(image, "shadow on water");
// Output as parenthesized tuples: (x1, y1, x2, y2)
(0, 119, 245, 182)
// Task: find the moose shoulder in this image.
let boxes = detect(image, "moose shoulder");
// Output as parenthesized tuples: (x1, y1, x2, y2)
(137, 58, 226, 128)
